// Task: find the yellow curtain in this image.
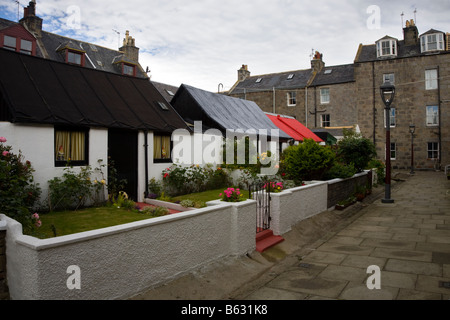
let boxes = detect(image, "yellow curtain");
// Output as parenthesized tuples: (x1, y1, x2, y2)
(55, 131, 70, 161)
(153, 135, 171, 159)
(161, 136, 170, 159)
(153, 135, 162, 159)
(55, 130, 85, 161)
(71, 131, 85, 161)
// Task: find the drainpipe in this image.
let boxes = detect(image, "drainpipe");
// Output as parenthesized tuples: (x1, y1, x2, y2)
(144, 130, 149, 198)
(273, 87, 276, 114)
(372, 61, 376, 146)
(437, 66, 442, 170)
(305, 86, 308, 127)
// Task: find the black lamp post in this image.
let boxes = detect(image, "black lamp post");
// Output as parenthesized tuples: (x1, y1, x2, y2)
(409, 124, 415, 174)
(380, 81, 396, 204)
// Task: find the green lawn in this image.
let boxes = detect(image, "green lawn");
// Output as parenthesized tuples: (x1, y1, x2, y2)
(171, 187, 249, 203)
(35, 206, 152, 239)
(32, 188, 249, 239)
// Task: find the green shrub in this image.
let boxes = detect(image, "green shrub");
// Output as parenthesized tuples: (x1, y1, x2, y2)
(324, 162, 357, 180)
(281, 139, 335, 182)
(367, 159, 385, 185)
(337, 132, 376, 173)
(141, 206, 169, 217)
(0, 137, 41, 230)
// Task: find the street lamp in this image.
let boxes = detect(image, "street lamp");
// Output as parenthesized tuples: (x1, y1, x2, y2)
(409, 124, 415, 174)
(380, 81, 396, 204)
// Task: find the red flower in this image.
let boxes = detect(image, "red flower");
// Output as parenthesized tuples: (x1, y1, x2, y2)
(164, 173, 169, 178)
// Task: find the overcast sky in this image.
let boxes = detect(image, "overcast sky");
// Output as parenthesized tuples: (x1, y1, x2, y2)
(1, 0, 450, 92)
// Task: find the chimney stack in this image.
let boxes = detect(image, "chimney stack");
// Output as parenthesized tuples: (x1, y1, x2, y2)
(119, 30, 140, 62)
(311, 51, 324, 72)
(19, 0, 42, 37)
(403, 19, 419, 46)
(238, 64, 250, 81)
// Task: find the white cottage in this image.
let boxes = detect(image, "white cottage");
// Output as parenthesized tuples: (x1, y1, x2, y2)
(0, 48, 189, 202)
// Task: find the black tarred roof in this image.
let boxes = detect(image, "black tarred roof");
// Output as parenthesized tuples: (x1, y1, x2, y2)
(0, 48, 188, 133)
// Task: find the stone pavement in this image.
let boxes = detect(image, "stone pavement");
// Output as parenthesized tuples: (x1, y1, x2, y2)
(131, 170, 450, 301)
(234, 170, 450, 300)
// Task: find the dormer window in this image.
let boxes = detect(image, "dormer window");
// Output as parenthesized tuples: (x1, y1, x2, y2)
(1, 34, 35, 55)
(122, 63, 136, 76)
(420, 32, 445, 53)
(67, 50, 83, 65)
(376, 37, 397, 58)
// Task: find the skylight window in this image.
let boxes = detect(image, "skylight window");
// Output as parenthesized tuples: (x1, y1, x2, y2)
(324, 70, 332, 74)
(165, 89, 175, 96)
(256, 78, 262, 83)
(287, 74, 294, 80)
(157, 101, 169, 110)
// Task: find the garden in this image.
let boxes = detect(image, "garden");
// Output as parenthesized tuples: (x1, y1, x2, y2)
(0, 129, 385, 239)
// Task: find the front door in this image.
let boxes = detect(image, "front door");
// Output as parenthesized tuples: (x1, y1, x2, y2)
(108, 129, 138, 201)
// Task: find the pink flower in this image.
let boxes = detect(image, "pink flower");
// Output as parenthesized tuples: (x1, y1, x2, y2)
(2, 151, 9, 156)
(35, 220, 42, 228)
(0, 137, 6, 143)
(32, 213, 40, 220)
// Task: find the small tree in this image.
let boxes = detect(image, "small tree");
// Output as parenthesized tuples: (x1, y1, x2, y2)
(0, 137, 41, 230)
(281, 139, 335, 182)
(337, 130, 376, 173)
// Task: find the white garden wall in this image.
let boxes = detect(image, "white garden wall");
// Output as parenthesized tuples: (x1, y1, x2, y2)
(269, 181, 328, 235)
(1, 200, 256, 300)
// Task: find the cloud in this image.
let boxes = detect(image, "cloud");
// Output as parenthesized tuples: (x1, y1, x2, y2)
(1, 0, 450, 92)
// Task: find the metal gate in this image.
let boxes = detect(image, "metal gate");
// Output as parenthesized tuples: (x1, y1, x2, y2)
(249, 182, 271, 233)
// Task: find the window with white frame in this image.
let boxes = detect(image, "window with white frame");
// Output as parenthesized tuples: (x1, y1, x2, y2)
(426, 106, 439, 126)
(376, 39, 397, 58)
(384, 108, 396, 128)
(425, 69, 438, 90)
(384, 142, 397, 160)
(390, 143, 397, 160)
(427, 142, 439, 160)
(320, 88, 330, 104)
(321, 114, 331, 127)
(287, 92, 296, 106)
(420, 33, 445, 52)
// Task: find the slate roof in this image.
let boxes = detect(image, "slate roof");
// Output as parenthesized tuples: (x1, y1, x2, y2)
(152, 81, 179, 102)
(171, 84, 291, 139)
(0, 18, 147, 78)
(230, 69, 314, 94)
(355, 29, 448, 63)
(310, 64, 354, 86)
(0, 48, 188, 133)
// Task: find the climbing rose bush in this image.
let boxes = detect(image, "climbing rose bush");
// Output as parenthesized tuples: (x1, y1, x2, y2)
(0, 137, 41, 231)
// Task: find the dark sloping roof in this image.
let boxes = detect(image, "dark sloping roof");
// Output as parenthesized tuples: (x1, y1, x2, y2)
(355, 31, 449, 63)
(230, 69, 313, 95)
(152, 81, 179, 102)
(171, 84, 291, 139)
(0, 18, 147, 78)
(39, 30, 147, 77)
(310, 64, 354, 86)
(0, 48, 188, 132)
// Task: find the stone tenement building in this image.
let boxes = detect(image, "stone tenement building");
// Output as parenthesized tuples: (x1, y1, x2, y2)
(228, 52, 356, 131)
(228, 20, 449, 171)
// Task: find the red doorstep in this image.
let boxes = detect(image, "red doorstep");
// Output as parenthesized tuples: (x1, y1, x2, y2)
(256, 229, 285, 253)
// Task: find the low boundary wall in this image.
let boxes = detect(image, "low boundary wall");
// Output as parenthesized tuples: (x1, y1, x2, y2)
(1, 171, 372, 300)
(1, 200, 256, 300)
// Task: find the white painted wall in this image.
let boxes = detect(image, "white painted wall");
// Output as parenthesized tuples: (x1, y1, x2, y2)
(1, 199, 256, 300)
(270, 181, 328, 236)
(0, 122, 108, 205)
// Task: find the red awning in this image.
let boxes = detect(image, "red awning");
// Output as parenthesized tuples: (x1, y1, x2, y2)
(266, 114, 323, 143)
